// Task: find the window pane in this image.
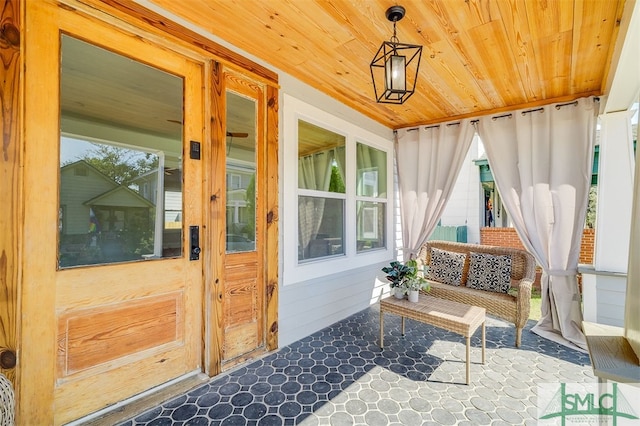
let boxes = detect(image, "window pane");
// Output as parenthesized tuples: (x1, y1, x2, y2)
(58, 36, 183, 268)
(298, 196, 344, 261)
(226, 91, 256, 253)
(298, 120, 345, 193)
(357, 201, 386, 252)
(356, 143, 386, 197)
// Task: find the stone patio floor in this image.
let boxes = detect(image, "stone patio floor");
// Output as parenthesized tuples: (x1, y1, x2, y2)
(118, 304, 595, 425)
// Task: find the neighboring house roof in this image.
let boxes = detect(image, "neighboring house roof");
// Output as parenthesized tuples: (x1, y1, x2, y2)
(60, 159, 120, 187)
(84, 185, 155, 208)
(61, 160, 154, 208)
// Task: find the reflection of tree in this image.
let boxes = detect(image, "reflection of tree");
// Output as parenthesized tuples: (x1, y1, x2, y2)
(328, 165, 345, 193)
(243, 174, 256, 239)
(79, 144, 158, 261)
(81, 144, 159, 185)
(126, 209, 154, 256)
(586, 186, 597, 228)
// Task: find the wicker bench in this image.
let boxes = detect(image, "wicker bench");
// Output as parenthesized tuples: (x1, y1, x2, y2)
(417, 240, 536, 347)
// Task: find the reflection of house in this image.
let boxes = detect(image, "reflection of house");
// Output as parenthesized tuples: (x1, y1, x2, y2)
(59, 160, 155, 266)
(226, 162, 255, 233)
(132, 168, 183, 228)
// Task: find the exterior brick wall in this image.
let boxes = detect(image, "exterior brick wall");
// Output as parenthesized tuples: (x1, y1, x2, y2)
(579, 228, 595, 264)
(480, 227, 526, 251)
(480, 227, 595, 264)
(480, 227, 595, 292)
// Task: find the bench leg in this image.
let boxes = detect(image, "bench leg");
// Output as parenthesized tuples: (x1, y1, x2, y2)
(466, 336, 470, 385)
(380, 311, 384, 349)
(401, 317, 405, 336)
(482, 321, 486, 364)
(516, 327, 522, 347)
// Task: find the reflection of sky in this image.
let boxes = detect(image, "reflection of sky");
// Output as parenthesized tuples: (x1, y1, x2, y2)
(60, 136, 153, 166)
(60, 136, 93, 164)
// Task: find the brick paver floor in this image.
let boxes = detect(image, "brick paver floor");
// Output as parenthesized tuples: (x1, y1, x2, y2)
(118, 304, 594, 425)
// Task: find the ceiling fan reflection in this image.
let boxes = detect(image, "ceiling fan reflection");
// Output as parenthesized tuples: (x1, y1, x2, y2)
(167, 119, 249, 139)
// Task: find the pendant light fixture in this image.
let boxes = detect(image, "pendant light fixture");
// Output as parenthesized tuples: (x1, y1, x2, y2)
(370, 5, 422, 104)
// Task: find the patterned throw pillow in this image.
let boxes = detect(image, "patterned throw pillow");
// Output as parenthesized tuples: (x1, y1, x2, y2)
(427, 247, 467, 286)
(466, 252, 512, 293)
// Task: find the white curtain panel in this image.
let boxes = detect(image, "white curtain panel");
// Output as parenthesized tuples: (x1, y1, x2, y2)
(298, 150, 333, 191)
(396, 120, 475, 260)
(477, 97, 598, 351)
(298, 150, 334, 259)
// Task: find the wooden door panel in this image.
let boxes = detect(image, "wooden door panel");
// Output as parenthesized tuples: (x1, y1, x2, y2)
(57, 292, 183, 378)
(224, 252, 261, 359)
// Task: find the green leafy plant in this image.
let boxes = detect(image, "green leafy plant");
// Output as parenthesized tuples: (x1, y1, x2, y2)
(382, 258, 430, 293)
(405, 275, 429, 292)
(382, 260, 414, 289)
(404, 258, 430, 292)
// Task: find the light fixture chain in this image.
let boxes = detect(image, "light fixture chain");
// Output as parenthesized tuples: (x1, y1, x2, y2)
(390, 20, 399, 44)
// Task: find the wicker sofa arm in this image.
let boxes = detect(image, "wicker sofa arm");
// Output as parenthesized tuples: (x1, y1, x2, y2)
(514, 278, 533, 329)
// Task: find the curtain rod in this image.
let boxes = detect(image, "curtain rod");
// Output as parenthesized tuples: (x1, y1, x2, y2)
(405, 121, 462, 132)
(521, 107, 544, 116)
(491, 113, 512, 121)
(555, 100, 578, 110)
(400, 97, 600, 130)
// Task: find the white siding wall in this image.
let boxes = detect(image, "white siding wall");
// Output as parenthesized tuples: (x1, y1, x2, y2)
(278, 262, 390, 346)
(580, 267, 627, 326)
(439, 135, 483, 244)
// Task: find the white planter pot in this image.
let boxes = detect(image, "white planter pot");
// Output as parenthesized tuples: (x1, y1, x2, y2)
(393, 288, 405, 299)
(408, 290, 419, 303)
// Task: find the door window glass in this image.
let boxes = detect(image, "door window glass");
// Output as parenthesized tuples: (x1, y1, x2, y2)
(58, 36, 184, 268)
(226, 92, 257, 253)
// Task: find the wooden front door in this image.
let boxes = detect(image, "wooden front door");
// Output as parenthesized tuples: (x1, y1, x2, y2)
(23, 2, 206, 423)
(217, 74, 267, 368)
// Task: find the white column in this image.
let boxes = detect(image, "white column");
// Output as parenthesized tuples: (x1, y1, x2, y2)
(594, 110, 635, 272)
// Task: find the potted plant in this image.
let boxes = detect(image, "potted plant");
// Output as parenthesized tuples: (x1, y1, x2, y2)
(405, 277, 429, 302)
(404, 258, 430, 302)
(382, 258, 430, 300)
(382, 260, 412, 298)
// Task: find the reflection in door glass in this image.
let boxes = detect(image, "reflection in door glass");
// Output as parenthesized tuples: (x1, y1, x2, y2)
(58, 36, 184, 268)
(226, 92, 257, 253)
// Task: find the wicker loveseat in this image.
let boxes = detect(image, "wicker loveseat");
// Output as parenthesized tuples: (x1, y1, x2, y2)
(417, 240, 536, 347)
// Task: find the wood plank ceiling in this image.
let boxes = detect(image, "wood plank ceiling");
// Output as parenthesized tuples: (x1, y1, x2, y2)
(150, 0, 628, 130)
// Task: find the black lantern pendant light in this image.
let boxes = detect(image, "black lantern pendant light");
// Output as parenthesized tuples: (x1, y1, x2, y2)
(370, 5, 422, 104)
